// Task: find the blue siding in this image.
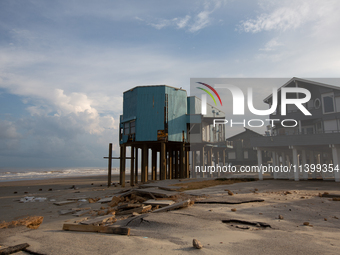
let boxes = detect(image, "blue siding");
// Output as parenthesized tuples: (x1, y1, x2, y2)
(135, 86, 165, 141)
(120, 85, 188, 143)
(166, 87, 187, 142)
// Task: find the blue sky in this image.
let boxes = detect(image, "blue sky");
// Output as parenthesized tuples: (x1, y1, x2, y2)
(1, 0, 340, 168)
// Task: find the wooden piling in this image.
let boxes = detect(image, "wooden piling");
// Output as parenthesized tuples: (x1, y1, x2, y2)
(130, 146, 134, 186)
(142, 144, 148, 183)
(152, 149, 157, 180)
(108, 143, 112, 187)
(160, 142, 166, 180)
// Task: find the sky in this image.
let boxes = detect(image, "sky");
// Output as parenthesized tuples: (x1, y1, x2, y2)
(1, 0, 340, 169)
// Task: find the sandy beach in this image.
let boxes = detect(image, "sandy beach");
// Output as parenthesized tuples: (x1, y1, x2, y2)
(1, 176, 340, 254)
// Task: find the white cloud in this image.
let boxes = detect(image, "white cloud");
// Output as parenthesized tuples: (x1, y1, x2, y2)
(141, 0, 226, 32)
(259, 37, 283, 51)
(176, 15, 191, 29)
(239, 0, 339, 33)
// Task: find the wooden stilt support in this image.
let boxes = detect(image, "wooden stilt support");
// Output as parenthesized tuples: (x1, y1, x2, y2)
(130, 146, 134, 186)
(120, 145, 126, 187)
(186, 149, 189, 178)
(152, 149, 157, 180)
(108, 143, 112, 187)
(175, 150, 179, 179)
(192, 151, 196, 178)
(200, 147, 205, 178)
(180, 143, 185, 178)
(160, 142, 166, 180)
(135, 147, 138, 184)
(216, 150, 220, 177)
(142, 144, 148, 183)
(168, 149, 173, 179)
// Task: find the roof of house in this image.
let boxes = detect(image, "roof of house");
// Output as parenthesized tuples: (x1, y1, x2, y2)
(226, 128, 262, 140)
(124, 85, 187, 94)
(263, 77, 340, 103)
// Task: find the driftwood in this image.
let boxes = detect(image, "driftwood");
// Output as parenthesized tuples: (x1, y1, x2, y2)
(222, 219, 271, 228)
(195, 198, 264, 204)
(63, 223, 130, 235)
(0, 243, 29, 255)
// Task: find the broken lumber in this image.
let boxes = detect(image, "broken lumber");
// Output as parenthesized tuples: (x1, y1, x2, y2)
(72, 210, 91, 217)
(53, 201, 77, 206)
(152, 199, 191, 213)
(80, 215, 116, 225)
(0, 243, 29, 255)
(116, 205, 152, 215)
(62, 223, 130, 235)
(144, 199, 175, 207)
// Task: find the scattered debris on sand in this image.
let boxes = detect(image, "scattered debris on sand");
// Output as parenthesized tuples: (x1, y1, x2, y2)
(0, 216, 43, 230)
(222, 219, 271, 229)
(59, 188, 197, 235)
(0, 243, 30, 255)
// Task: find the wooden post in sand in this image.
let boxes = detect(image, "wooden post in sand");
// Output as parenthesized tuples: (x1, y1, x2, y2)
(108, 143, 112, 187)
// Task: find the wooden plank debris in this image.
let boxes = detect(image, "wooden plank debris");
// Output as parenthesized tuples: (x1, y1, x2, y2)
(62, 223, 130, 235)
(0, 243, 30, 255)
(195, 198, 264, 204)
(72, 210, 92, 217)
(97, 197, 114, 203)
(80, 215, 116, 225)
(58, 209, 75, 215)
(152, 199, 191, 213)
(143, 199, 175, 206)
(67, 197, 88, 201)
(53, 201, 77, 206)
(116, 205, 152, 215)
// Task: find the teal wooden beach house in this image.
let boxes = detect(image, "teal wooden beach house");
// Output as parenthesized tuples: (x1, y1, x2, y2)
(119, 85, 190, 186)
(117, 85, 228, 187)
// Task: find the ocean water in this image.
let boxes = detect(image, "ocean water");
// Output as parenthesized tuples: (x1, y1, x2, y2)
(0, 167, 123, 182)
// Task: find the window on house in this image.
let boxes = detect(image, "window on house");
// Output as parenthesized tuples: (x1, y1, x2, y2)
(228, 152, 236, 159)
(336, 97, 340, 112)
(322, 93, 335, 114)
(124, 122, 130, 135)
(244, 151, 248, 159)
(130, 121, 136, 134)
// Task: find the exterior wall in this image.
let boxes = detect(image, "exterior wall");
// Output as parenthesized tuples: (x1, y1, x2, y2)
(120, 85, 187, 144)
(166, 86, 187, 142)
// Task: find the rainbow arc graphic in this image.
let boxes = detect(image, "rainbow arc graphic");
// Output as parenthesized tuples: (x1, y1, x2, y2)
(196, 82, 222, 106)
